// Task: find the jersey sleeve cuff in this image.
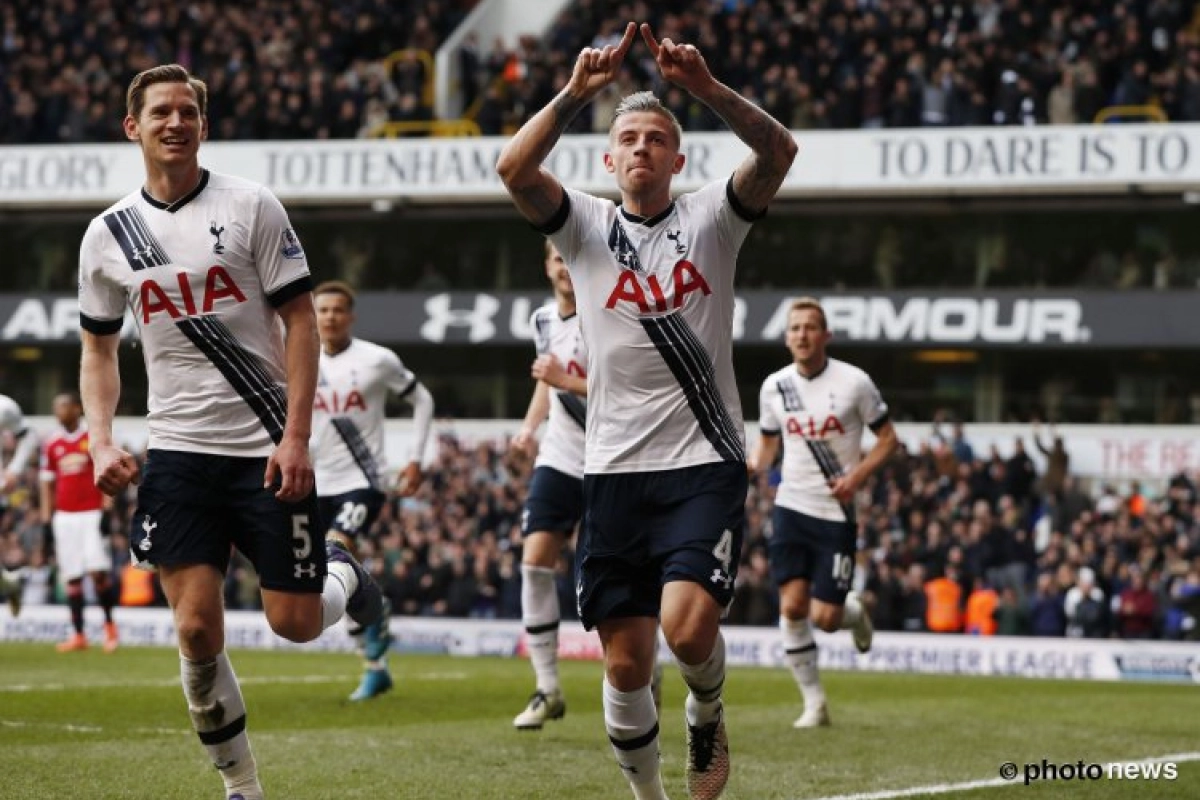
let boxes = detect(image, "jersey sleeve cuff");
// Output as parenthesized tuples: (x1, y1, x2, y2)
(868, 412, 891, 433)
(79, 313, 123, 336)
(727, 177, 766, 222)
(532, 191, 571, 235)
(266, 275, 314, 308)
(760, 427, 782, 437)
(397, 380, 418, 399)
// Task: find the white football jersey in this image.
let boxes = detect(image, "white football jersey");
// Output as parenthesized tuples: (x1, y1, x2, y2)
(0, 393, 34, 480)
(312, 338, 417, 495)
(530, 304, 587, 479)
(78, 170, 311, 457)
(758, 358, 889, 522)
(0, 394, 23, 434)
(548, 179, 753, 474)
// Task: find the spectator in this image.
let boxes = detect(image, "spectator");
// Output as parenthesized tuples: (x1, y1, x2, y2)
(925, 563, 965, 633)
(993, 585, 1031, 635)
(1064, 566, 1109, 638)
(1029, 571, 1068, 636)
(1113, 566, 1157, 639)
(1033, 422, 1070, 497)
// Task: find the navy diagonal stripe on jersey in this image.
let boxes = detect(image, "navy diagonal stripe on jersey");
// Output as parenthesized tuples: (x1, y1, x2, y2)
(197, 317, 289, 438)
(533, 310, 551, 353)
(556, 391, 587, 430)
(659, 313, 746, 459)
(331, 417, 381, 489)
(177, 316, 287, 443)
(103, 207, 170, 271)
(640, 314, 744, 463)
(778, 378, 804, 412)
(805, 438, 854, 518)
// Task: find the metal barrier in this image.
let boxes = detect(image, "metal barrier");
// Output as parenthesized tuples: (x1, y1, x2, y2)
(1093, 104, 1168, 123)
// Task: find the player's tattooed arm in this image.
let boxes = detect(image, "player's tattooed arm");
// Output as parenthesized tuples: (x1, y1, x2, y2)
(703, 82, 798, 215)
(498, 23, 635, 227)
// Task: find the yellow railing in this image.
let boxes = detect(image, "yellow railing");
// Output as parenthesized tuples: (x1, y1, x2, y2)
(368, 118, 481, 138)
(384, 48, 436, 108)
(1093, 104, 1168, 124)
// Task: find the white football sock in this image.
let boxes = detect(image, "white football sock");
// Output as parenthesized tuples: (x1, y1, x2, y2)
(180, 651, 260, 798)
(604, 678, 668, 800)
(320, 562, 357, 630)
(840, 593, 864, 629)
(678, 632, 725, 726)
(521, 564, 561, 693)
(782, 616, 825, 709)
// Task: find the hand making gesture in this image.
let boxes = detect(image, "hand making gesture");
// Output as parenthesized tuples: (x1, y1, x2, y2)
(567, 21, 637, 100)
(640, 23, 716, 95)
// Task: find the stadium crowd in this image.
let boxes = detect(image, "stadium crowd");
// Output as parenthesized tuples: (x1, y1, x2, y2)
(476, 0, 1200, 135)
(0, 0, 473, 144)
(5, 0, 1200, 145)
(3, 421, 1198, 640)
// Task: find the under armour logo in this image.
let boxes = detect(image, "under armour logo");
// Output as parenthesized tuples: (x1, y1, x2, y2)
(420, 293, 500, 343)
(209, 222, 225, 255)
(139, 518, 157, 551)
(666, 229, 686, 255)
(294, 562, 317, 579)
(710, 569, 732, 589)
(131, 245, 156, 268)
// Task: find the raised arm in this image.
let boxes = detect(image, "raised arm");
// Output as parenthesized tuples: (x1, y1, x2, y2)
(640, 23, 797, 215)
(496, 21, 637, 227)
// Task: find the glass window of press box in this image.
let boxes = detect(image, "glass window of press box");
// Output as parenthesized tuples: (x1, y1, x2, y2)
(7, 200, 1200, 292)
(3, 199, 1198, 425)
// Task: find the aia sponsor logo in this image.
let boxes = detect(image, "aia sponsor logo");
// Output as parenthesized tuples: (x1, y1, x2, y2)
(139, 265, 246, 323)
(604, 260, 711, 313)
(314, 390, 367, 414)
(786, 415, 846, 439)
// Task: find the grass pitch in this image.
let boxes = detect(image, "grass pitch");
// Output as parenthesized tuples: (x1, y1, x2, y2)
(0, 642, 1196, 799)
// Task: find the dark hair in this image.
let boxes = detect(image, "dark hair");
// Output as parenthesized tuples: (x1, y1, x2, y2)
(127, 64, 208, 119)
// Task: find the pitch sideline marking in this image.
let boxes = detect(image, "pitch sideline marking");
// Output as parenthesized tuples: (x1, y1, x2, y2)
(805, 752, 1200, 800)
(0, 671, 467, 693)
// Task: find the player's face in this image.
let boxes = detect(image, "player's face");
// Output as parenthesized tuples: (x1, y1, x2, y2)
(544, 244, 573, 297)
(52, 396, 81, 428)
(786, 308, 831, 366)
(315, 292, 354, 348)
(604, 111, 685, 196)
(124, 82, 208, 169)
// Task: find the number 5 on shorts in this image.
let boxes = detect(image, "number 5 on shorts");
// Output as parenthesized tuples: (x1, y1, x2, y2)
(292, 515, 312, 559)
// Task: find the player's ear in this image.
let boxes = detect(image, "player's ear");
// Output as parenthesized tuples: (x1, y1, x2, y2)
(123, 115, 139, 143)
(199, 115, 209, 142)
(603, 152, 615, 174)
(672, 152, 685, 175)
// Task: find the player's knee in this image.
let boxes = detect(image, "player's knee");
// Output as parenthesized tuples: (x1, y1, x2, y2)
(780, 598, 809, 621)
(811, 607, 841, 633)
(268, 610, 321, 644)
(605, 650, 652, 691)
(176, 618, 222, 659)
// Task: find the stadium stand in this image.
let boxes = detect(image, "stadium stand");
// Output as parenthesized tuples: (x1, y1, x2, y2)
(0, 0, 476, 143)
(6, 0, 1200, 144)
(3, 424, 1197, 640)
(477, 0, 1200, 133)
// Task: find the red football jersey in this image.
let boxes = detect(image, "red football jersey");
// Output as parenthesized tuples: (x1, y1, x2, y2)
(40, 427, 103, 512)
